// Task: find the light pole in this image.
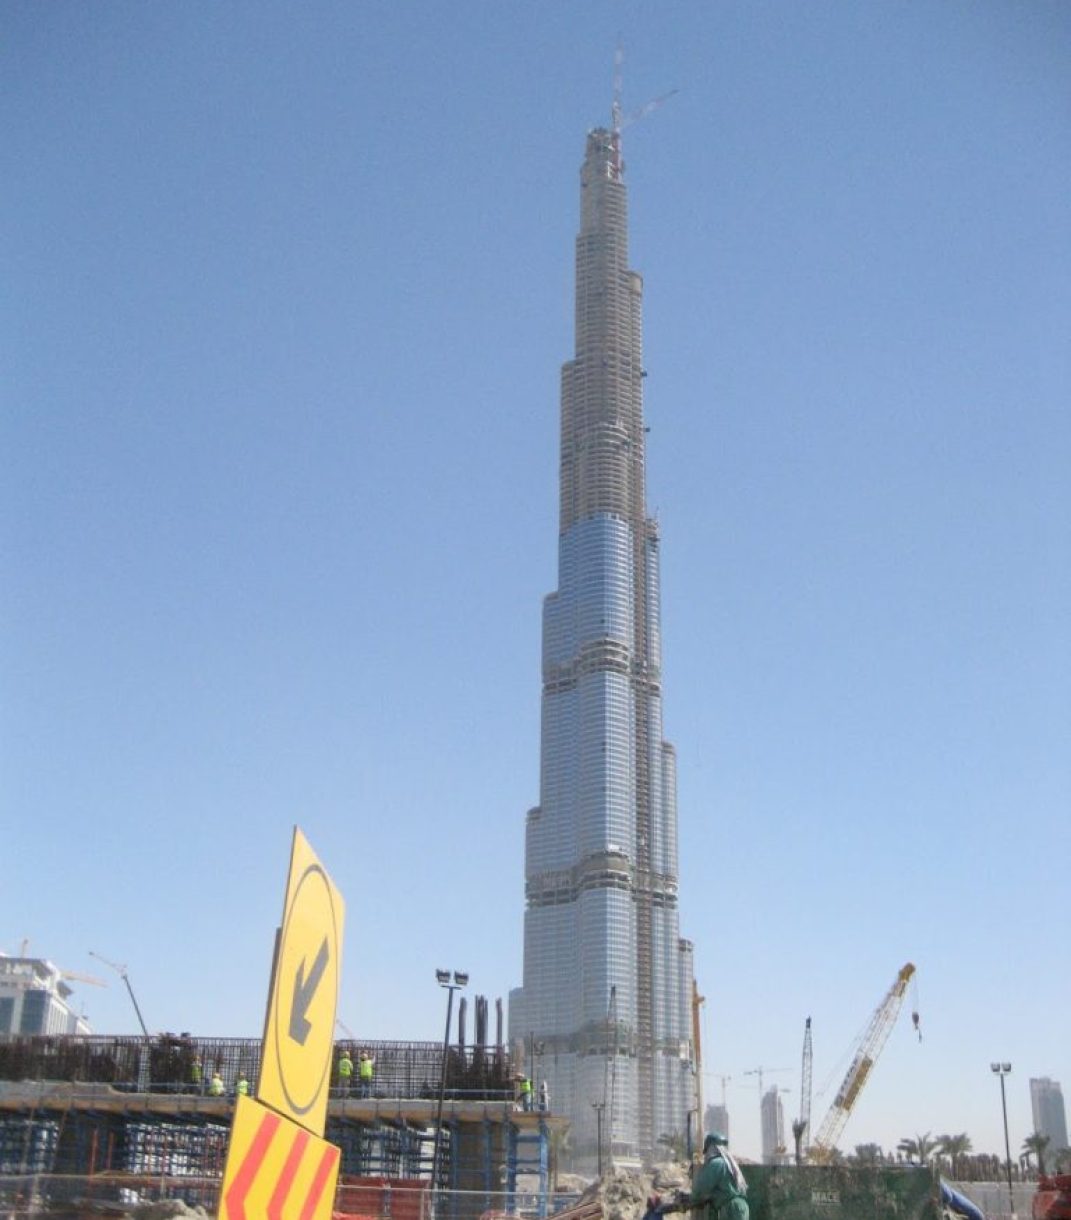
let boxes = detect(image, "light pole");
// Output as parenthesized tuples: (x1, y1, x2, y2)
(591, 1102, 605, 1178)
(991, 1062, 1015, 1219)
(431, 970, 468, 1197)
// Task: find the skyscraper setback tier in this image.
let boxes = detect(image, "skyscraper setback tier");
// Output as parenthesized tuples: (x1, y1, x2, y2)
(509, 125, 696, 1170)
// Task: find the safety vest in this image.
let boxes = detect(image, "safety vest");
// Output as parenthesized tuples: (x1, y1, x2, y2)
(339, 1055, 353, 1078)
(359, 1057, 374, 1082)
(520, 1077, 532, 1097)
(209, 1075, 224, 1096)
(236, 1077, 249, 1096)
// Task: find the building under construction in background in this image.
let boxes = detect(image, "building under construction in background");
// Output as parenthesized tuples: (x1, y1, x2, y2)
(0, 957, 93, 1038)
(0, 1028, 561, 1220)
(509, 100, 696, 1171)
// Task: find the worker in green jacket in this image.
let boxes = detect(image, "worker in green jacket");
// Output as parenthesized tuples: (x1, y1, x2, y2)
(688, 1132, 749, 1220)
(519, 1073, 536, 1112)
(337, 1049, 354, 1096)
(358, 1051, 374, 1097)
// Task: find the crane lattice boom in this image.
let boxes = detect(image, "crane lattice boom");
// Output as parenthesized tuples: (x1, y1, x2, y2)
(811, 963, 916, 1158)
(799, 1016, 813, 1135)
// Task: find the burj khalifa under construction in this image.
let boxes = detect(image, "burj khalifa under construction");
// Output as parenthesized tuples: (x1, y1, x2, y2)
(509, 112, 696, 1171)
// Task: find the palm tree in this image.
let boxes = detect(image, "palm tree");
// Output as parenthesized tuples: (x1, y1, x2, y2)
(897, 1132, 939, 1164)
(853, 1143, 884, 1166)
(1023, 1132, 1051, 1176)
(938, 1133, 973, 1177)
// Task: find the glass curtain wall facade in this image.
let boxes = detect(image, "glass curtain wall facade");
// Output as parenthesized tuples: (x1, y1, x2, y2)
(509, 126, 695, 1171)
(1030, 1078, 1069, 1153)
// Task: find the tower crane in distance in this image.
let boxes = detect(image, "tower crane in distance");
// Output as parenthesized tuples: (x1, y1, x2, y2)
(89, 950, 150, 1039)
(792, 1016, 813, 1165)
(809, 963, 920, 1163)
(58, 970, 106, 988)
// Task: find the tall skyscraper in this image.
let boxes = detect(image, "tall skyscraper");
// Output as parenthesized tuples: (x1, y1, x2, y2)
(1030, 1078, 1069, 1153)
(705, 1103, 731, 1144)
(509, 118, 695, 1170)
(760, 1087, 787, 1165)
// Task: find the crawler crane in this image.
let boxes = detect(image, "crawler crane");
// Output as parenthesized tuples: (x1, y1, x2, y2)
(809, 963, 919, 1162)
(792, 1017, 813, 1164)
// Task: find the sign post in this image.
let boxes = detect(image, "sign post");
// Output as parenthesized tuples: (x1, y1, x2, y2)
(219, 828, 346, 1220)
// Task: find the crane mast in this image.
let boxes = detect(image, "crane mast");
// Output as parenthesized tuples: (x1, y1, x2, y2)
(792, 1016, 813, 1163)
(811, 963, 916, 1160)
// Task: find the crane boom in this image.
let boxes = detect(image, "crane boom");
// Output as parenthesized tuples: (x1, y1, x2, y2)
(59, 970, 106, 988)
(811, 963, 916, 1158)
(89, 950, 150, 1039)
(799, 1016, 813, 1133)
(792, 1017, 814, 1164)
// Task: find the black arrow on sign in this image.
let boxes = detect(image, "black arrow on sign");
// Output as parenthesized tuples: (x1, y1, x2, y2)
(288, 937, 329, 1046)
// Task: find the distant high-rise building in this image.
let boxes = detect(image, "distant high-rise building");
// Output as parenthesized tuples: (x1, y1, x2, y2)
(509, 118, 695, 1170)
(760, 1087, 787, 1165)
(1031, 1078, 1069, 1152)
(0, 956, 92, 1036)
(705, 1103, 730, 1143)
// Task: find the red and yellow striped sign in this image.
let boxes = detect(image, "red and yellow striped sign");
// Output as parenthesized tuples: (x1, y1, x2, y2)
(219, 1096, 340, 1220)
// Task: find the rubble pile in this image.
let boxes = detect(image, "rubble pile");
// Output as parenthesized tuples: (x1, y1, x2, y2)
(575, 1164, 692, 1220)
(129, 1201, 212, 1220)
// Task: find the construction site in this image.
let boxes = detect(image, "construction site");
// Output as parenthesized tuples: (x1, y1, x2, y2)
(0, 1023, 954, 1220)
(0, 1029, 560, 1220)
(0, 957, 1005, 1220)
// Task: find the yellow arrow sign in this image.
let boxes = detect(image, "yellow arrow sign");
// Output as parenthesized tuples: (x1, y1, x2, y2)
(220, 1095, 340, 1220)
(257, 827, 345, 1137)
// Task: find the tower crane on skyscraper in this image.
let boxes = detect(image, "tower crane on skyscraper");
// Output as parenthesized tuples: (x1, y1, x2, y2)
(58, 970, 106, 989)
(608, 45, 677, 179)
(743, 1065, 789, 1098)
(809, 963, 920, 1162)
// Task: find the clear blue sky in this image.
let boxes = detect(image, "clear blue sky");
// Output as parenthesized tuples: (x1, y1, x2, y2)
(4, 1, 1068, 1165)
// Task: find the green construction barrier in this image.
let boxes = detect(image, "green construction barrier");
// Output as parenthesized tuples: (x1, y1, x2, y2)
(739, 1164, 941, 1220)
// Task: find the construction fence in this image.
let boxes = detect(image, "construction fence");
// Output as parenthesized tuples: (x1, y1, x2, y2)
(0, 1166, 1028, 1220)
(0, 1176, 558, 1220)
(739, 1164, 942, 1220)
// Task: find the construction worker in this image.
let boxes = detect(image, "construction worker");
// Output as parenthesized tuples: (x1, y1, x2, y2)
(208, 1069, 224, 1097)
(235, 1073, 250, 1098)
(519, 1075, 533, 1111)
(538, 1080, 549, 1112)
(358, 1051, 374, 1098)
(688, 1133, 748, 1220)
(189, 1058, 203, 1095)
(338, 1049, 354, 1096)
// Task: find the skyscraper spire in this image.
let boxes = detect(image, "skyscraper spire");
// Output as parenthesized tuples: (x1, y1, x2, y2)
(509, 113, 695, 1172)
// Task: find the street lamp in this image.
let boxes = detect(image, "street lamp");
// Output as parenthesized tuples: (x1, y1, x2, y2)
(591, 1102, 605, 1178)
(431, 970, 468, 1196)
(991, 1062, 1015, 1219)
